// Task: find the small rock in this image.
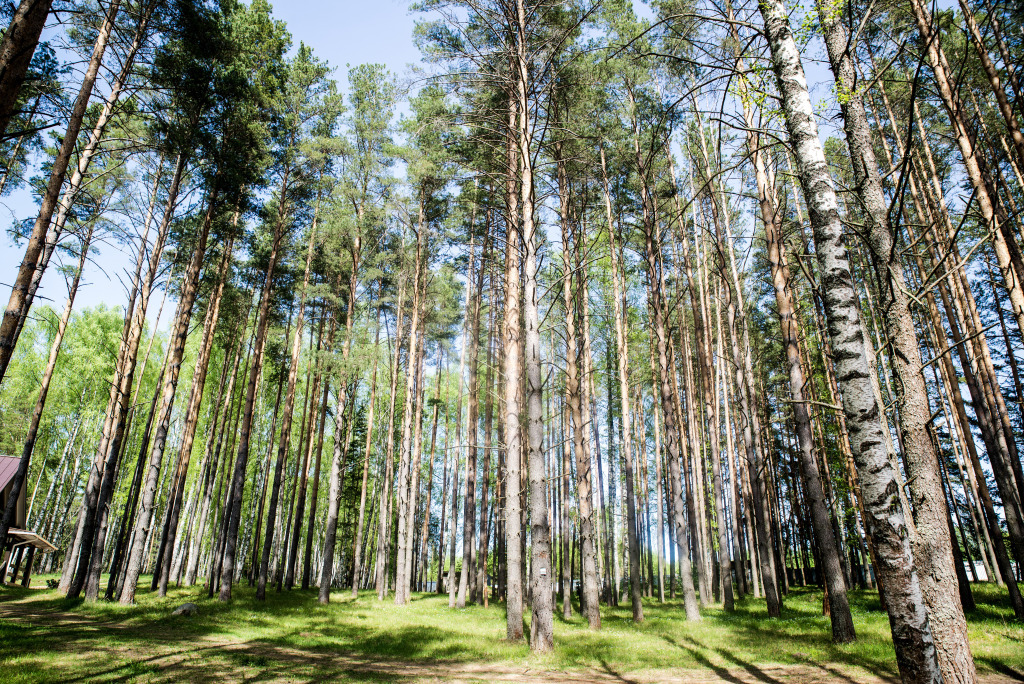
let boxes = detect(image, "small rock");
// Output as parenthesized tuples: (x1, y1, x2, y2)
(172, 602, 198, 616)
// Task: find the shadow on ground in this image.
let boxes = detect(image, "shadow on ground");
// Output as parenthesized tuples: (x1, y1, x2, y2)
(0, 579, 1021, 683)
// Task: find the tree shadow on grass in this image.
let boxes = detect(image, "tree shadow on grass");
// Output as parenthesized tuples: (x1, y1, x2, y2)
(977, 658, 1024, 682)
(597, 657, 642, 683)
(278, 623, 467, 660)
(779, 651, 887, 684)
(717, 608, 899, 682)
(660, 634, 758, 684)
(554, 632, 628, 669)
(4, 581, 1021, 682)
(0, 594, 434, 682)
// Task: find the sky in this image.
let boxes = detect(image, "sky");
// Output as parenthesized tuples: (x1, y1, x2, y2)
(0, 0, 425, 334)
(274, 0, 421, 79)
(0, 0, 808, 339)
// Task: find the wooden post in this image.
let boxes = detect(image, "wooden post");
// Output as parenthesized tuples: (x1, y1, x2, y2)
(20, 546, 35, 587)
(9, 546, 25, 583)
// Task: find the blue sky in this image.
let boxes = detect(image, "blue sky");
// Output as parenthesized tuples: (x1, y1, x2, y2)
(0, 0, 426, 331)
(0, 0, 814, 335)
(274, 0, 421, 79)
(0, 0, 652, 329)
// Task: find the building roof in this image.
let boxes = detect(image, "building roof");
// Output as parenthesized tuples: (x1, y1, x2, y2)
(7, 529, 56, 552)
(0, 455, 20, 492)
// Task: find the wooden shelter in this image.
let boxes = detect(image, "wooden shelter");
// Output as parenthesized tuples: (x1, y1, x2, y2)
(1, 455, 56, 587)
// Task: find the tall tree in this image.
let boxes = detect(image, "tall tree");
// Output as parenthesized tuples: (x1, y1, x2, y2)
(758, 0, 942, 679)
(0, 0, 121, 383)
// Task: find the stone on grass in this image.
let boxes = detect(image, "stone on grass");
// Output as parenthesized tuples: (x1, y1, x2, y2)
(172, 603, 198, 617)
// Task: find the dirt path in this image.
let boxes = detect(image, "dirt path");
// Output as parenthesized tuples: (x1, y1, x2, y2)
(1, 598, 1018, 683)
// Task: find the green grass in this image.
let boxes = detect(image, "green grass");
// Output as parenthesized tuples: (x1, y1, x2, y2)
(1, 575, 1022, 682)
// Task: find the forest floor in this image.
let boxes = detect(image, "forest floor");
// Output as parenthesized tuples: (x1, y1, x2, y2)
(0, 577, 1022, 683)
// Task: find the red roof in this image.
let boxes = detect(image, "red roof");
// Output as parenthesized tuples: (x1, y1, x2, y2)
(0, 455, 20, 492)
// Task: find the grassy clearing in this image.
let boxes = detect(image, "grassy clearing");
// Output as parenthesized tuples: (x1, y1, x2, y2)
(0, 575, 1022, 682)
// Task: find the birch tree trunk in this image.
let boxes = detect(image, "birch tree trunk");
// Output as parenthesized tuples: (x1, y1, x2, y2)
(817, 3, 975, 675)
(758, 0, 941, 679)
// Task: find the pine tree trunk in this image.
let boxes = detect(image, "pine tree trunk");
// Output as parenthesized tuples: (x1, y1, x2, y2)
(705, 279, 735, 612)
(618, 144, 700, 622)
(0, 223, 93, 546)
(562, 172, 600, 629)
(376, 268, 406, 600)
(521, 51, 554, 648)
(457, 211, 484, 608)
(186, 324, 247, 586)
(437, 408, 453, 595)
(303, 371, 331, 590)
(819, 4, 973, 669)
(32, 410, 80, 534)
(502, 82, 525, 640)
(675, 181, 715, 609)
(395, 213, 427, 606)
(285, 323, 319, 589)
(476, 311, 496, 604)
(728, 52, 850, 631)
(0, 0, 120, 381)
(259, 211, 319, 598)
(609, 123, 646, 622)
(399, 333, 427, 601)
(649, 342, 666, 604)
(118, 198, 218, 604)
(207, 333, 253, 596)
(350, 306, 381, 596)
(447, 315, 467, 605)
(908, 0, 1024, 353)
(13, 3, 155, 351)
(60, 155, 183, 596)
(560, 403, 572, 618)
(303, 308, 337, 590)
(959, 0, 1024, 170)
(156, 235, 234, 596)
(881, 71, 1024, 612)
(0, 0, 53, 137)
(417, 357, 444, 596)
(219, 194, 285, 601)
(318, 230, 362, 603)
